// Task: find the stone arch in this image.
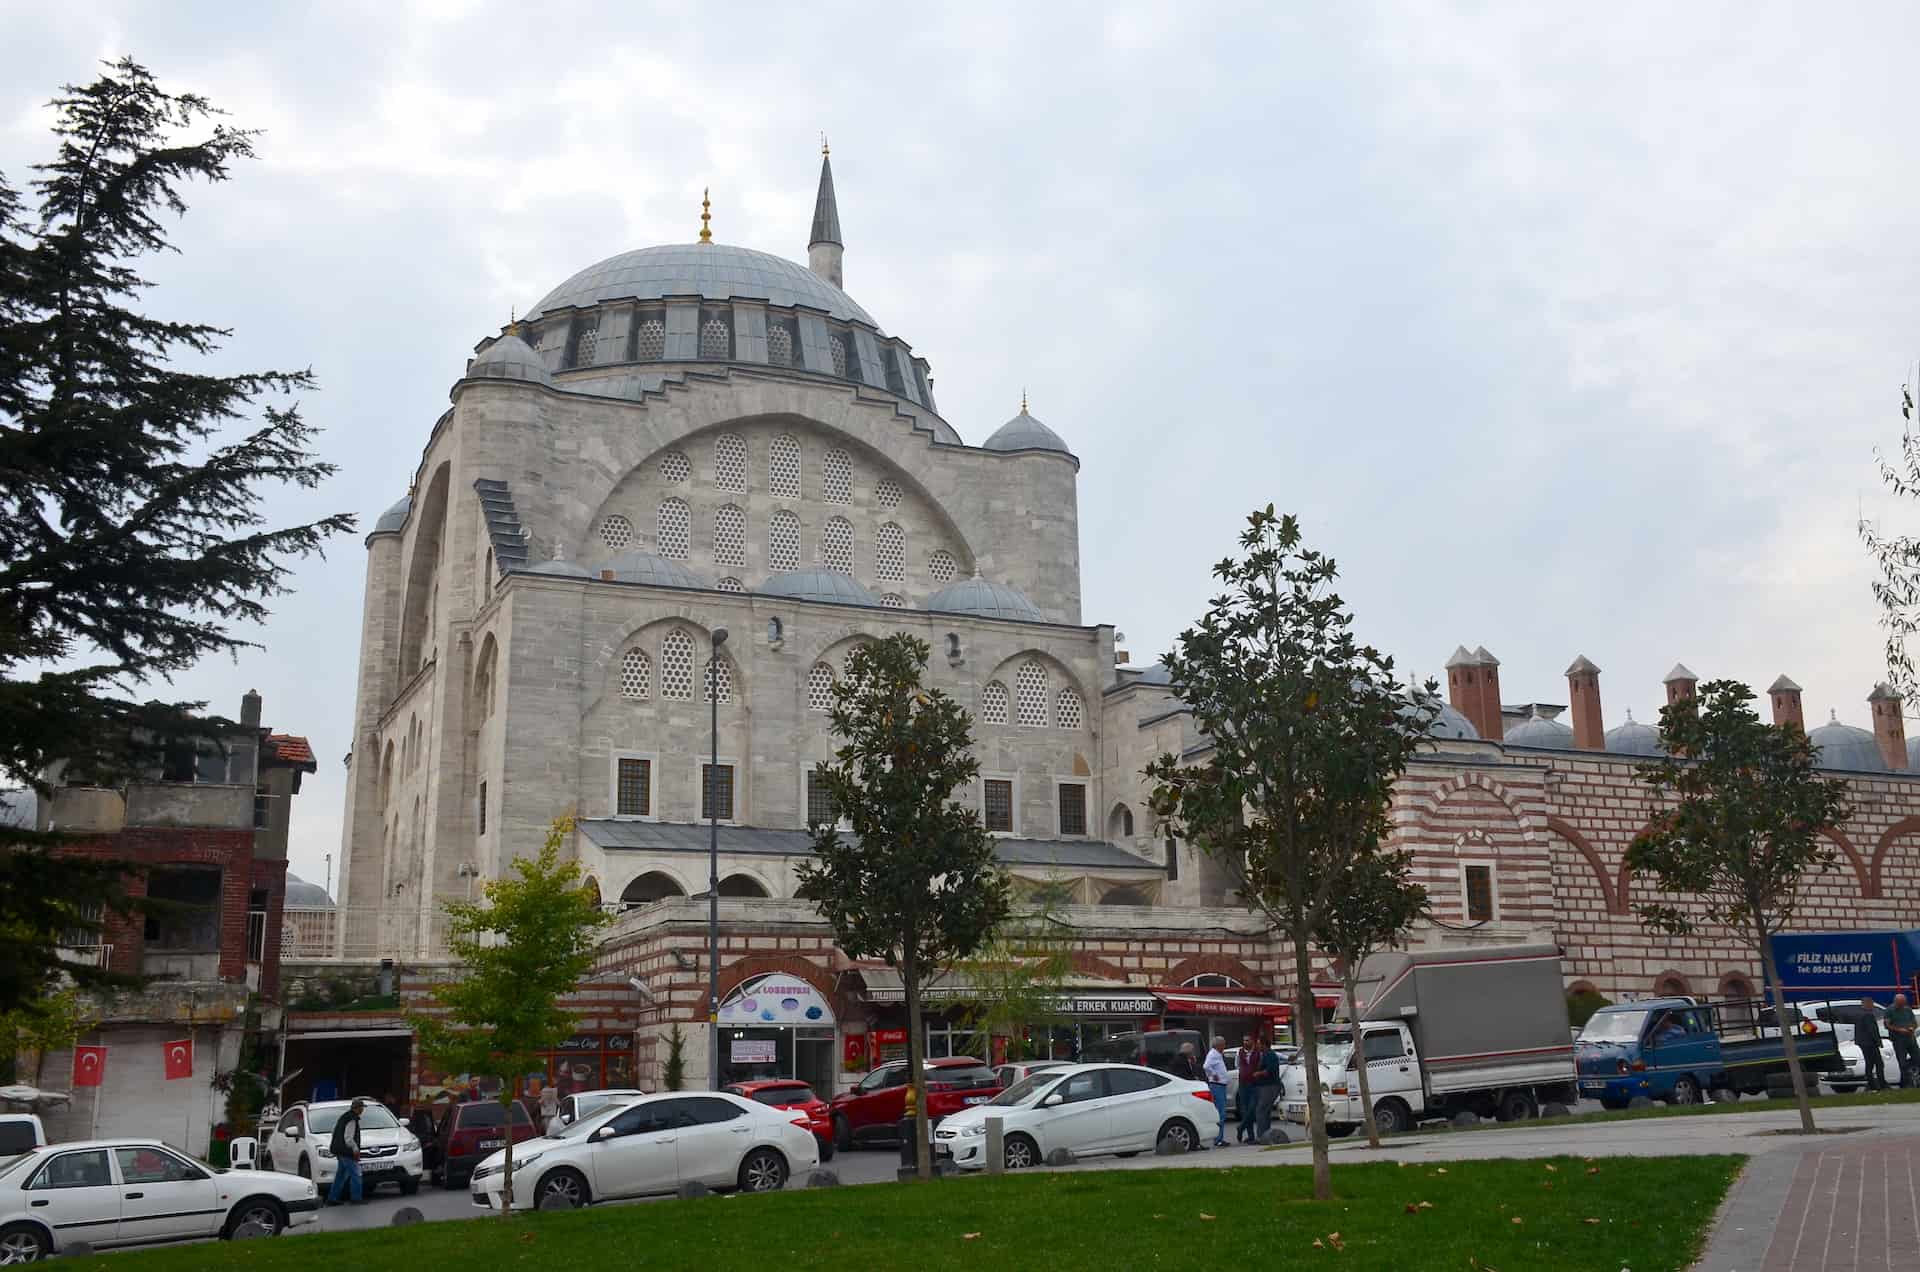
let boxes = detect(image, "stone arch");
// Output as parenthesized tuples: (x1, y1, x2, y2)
(1820, 827, 1874, 898)
(472, 632, 499, 722)
(1163, 953, 1269, 994)
(618, 869, 690, 908)
(1716, 970, 1757, 1001)
(1107, 802, 1136, 840)
(1869, 816, 1920, 897)
(581, 876, 602, 908)
(397, 462, 451, 676)
(583, 614, 748, 719)
(1652, 970, 1692, 998)
(1067, 952, 1129, 982)
(1566, 979, 1599, 997)
(1544, 816, 1621, 914)
(982, 649, 1090, 716)
(716, 953, 836, 1003)
(1424, 771, 1540, 831)
(717, 872, 772, 898)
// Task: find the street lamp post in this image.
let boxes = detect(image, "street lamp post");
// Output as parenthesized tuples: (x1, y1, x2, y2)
(707, 626, 729, 1091)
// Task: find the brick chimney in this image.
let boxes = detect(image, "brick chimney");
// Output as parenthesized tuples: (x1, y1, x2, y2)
(1447, 646, 1505, 741)
(241, 689, 262, 729)
(1870, 683, 1908, 771)
(1768, 675, 1804, 731)
(1473, 647, 1504, 742)
(1565, 655, 1605, 749)
(1662, 663, 1697, 708)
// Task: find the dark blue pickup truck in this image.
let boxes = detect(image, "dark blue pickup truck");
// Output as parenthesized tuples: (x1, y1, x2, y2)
(1576, 997, 1841, 1107)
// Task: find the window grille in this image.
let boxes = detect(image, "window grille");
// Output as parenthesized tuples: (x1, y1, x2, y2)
(658, 450, 691, 483)
(1465, 865, 1494, 921)
(699, 317, 730, 359)
(806, 769, 837, 826)
(769, 510, 801, 571)
(600, 515, 634, 549)
(657, 499, 690, 559)
(702, 764, 735, 820)
(1056, 688, 1083, 730)
(822, 449, 852, 504)
(714, 434, 748, 493)
(984, 779, 1013, 833)
(822, 516, 853, 574)
(635, 317, 666, 360)
(717, 577, 745, 592)
(769, 435, 801, 499)
(875, 479, 902, 510)
(806, 663, 834, 712)
(714, 504, 746, 566)
(928, 550, 957, 584)
(617, 758, 651, 817)
(881, 593, 906, 609)
(1015, 662, 1047, 727)
(829, 334, 849, 377)
(876, 522, 906, 582)
(573, 324, 599, 366)
(705, 657, 733, 705)
(661, 630, 695, 700)
(619, 648, 651, 700)
(982, 681, 1009, 725)
(767, 323, 794, 367)
(1058, 783, 1087, 836)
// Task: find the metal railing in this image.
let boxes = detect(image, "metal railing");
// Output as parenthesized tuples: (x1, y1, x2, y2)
(280, 906, 459, 961)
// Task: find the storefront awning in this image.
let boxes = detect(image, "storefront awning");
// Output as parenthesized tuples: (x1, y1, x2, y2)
(1154, 992, 1295, 1020)
(851, 971, 1161, 1017)
(851, 969, 973, 1004)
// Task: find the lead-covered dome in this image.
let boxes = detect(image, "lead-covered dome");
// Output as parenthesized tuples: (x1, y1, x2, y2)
(982, 407, 1072, 455)
(1605, 714, 1665, 757)
(603, 551, 704, 589)
(1505, 711, 1576, 750)
(526, 244, 878, 328)
(927, 577, 1045, 622)
(757, 569, 881, 606)
(372, 494, 411, 534)
(467, 332, 552, 384)
(1810, 717, 1889, 772)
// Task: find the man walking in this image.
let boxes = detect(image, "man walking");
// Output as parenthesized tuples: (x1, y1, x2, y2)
(1888, 994, 1920, 1089)
(1203, 1036, 1231, 1147)
(326, 1098, 366, 1206)
(1856, 998, 1889, 1092)
(1236, 1034, 1260, 1144)
(1252, 1041, 1283, 1142)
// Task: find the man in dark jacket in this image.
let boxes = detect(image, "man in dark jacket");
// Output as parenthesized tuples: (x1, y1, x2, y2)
(1235, 1035, 1260, 1143)
(1252, 1044, 1283, 1141)
(1855, 999, 1889, 1092)
(326, 1098, 366, 1206)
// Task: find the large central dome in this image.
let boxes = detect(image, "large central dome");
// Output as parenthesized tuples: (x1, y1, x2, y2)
(525, 244, 878, 328)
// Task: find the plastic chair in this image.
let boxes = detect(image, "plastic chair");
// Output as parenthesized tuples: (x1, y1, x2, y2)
(227, 1136, 258, 1170)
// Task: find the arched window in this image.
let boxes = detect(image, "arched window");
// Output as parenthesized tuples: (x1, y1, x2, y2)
(1056, 687, 1084, 730)
(660, 630, 695, 700)
(705, 656, 733, 705)
(699, 316, 730, 359)
(769, 435, 801, 500)
(822, 516, 853, 574)
(1654, 973, 1692, 998)
(1182, 973, 1243, 990)
(620, 872, 686, 908)
(658, 451, 691, 483)
(982, 681, 1009, 726)
(716, 577, 745, 592)
(573, 322, 599, 367)
(806, 663, 835, 712)
(717, 874, 770, 898)
(1108, 803, 1135, 839)
(928, 550, 957, 584)
(714, 504, 746, 567)
(876, 522, 906, 582)
(657, 498, 690, 559)
(875, 479, 902, 510)
(475, 667, 492, 721)
(635, 317, 665, 360)
(1015, 662, 1048, 728)
(822, 449, 852, 504)
(714, 434, 748, 493)
(829, 333, 849, 378)
(881, 593, 906, 609)
(769, 509, 801, 571)
(600, 515, 634, 550)
(766, 324, 794, 368)
(619, 648, 651, 700)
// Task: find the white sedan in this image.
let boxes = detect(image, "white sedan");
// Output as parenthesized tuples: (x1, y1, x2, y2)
(0, 1138, 318, 1262)
(469, 1091, 817, 1211)
(933, 1063, 1214, 1170)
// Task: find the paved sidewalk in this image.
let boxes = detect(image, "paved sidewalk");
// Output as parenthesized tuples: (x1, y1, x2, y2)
(1697, 1133, 1920, 1271)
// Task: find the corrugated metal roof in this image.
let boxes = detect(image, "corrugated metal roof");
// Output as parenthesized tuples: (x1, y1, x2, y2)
(576, 820, 1156, 871)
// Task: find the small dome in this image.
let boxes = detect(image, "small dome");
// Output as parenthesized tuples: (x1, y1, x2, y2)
(1504, 712, 1576, 750)
(1809, 719, 1890, 772)
(284, 873, 334, 908)
(1403, 690, 1479, 740)
(982, 409, 1072, 455)
(927, 577, 1045, 623)
(524, 554, 590, 579)
(1605, 715, 1665, 757)
(467, 332, 552, 385)
(372, 494, 411, 534)
(602, 551, 704, 589)
(757, 569, 881, 606)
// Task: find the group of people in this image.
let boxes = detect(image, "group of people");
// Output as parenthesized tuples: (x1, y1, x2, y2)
(1843, 993, 1920, 1091)
(1173, 1034, 1284, 1147)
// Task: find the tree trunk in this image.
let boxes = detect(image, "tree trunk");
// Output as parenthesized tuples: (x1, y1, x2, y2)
(498, 1084, 515, 1219)
(903, 956, 932, 1181)
(1758, 926, 1818, 1135)
(1347, 968, 1380, 1150)
(1295, 928, 1331, 1200)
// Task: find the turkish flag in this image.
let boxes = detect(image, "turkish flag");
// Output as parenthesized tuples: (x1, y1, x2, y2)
(162, 1038, 193, 1081)
(72, 1046, 106, 1088)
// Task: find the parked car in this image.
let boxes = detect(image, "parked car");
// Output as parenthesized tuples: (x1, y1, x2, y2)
(935, 1063, 1214, 1170)
(0, 1116, 47, 1159)
(545, 1088, 647, 1135)
(828, 1058, 1001, 1149)
(468, 1092, 817, 1211)
(1794, 999, 1902, 1092)
(724, 1080, 835, 1161)
(433, 1099, 538, 1188)
(994, 1061, 1068, 1089)
(1081, 1029, 1204, 1076)
(1579, 997, 1840, 1107)
(259, 1099, 423, 1196)
(0, 1138, 318, 1260)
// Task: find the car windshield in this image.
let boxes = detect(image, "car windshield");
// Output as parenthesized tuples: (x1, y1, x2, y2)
(744, 1086, 815, 1106)
(1314, 1033, 1355, 1071)
(989, 1072, 1059, 1107)
(1579, 1011, 1649, 1043)
(931, 1064, 996, 1087)
(307, 1104, 399, 1134)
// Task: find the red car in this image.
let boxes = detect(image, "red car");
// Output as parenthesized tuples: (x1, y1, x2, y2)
(828, 1057, 1001, 1150)
(725, 1079, 836, 1162)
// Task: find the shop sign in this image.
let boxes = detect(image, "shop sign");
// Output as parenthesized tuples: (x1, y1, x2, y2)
(730, 1039, 778, 1064)
(719, 974, 835, 1026)
(605, 1033, 632, 1052)
(1050, 995, 1161, 1016)
(557, 1033, 603, 1051)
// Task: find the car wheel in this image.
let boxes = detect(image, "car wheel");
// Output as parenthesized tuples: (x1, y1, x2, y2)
(832, 1115, 852, 1152)
(536, 1168, 589, 1209)
(1669, 1076, 1701, 1106)
(1326, 1125, 1357, 1139)
(1373, 1098, 1412, 1135)
(1156, 1118, 1198, 1154)
(224, 1197, 287, 1239)
(1496, 1090, 1537, 1122)
(738, 1148, 788, 1193)
(0, 1223, 49, 1264)
(259, 1153, 275, 1173)
(1002, 1133, 1038, 1170)
(399, 1174, 420, 1196)
(296, 1155, 312, 1181)
(817, 1138, 835, 1163)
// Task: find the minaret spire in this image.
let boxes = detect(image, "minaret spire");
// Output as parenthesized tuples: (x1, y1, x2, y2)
(808, 142, 844, 288)
(698, 187, 712, 244)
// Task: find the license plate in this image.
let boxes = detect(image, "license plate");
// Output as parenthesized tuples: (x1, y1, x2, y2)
(1580, 1082, 1604, 1092)
(479, 1138, 504, 1149)
(963, 1096, 989, 1105)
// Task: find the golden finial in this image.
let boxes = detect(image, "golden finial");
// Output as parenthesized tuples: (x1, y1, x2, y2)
(1021, 387, 1028, 414)
(698, 187, 712, 244)
(821, 132, 830, 156)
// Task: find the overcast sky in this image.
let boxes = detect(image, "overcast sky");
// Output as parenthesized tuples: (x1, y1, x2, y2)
(6, 3, 1920, 894)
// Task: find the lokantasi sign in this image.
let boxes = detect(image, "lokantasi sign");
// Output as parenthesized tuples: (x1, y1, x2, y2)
(162, 1038, 193, 1080)
(72, 1046, 106, 1088)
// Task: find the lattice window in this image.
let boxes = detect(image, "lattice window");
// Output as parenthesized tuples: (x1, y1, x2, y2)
(1058, 783, 1087, 836)
(984, 779, 1013, 833)
(660, 630, 695, 700)
(702, 764, 735, 821)
(616, 758, 651, 817)
(657, 499, 690, 559)
(574, 324, 599, 366)
(635, 317, 665, 360)
(806, 768, 837, 826)
(822, 516, 853, 574)
(806, 663, 834, 712)
(822, 449, 852, 504)
(929, 550, 957, 584)
(717, 577, 745, 592)
(714, 434, 748, 492)
(767, 324, 794, 367)
(1015, 662, 1048, 727)
(876, 479, 902, 510)
(600, 515, 635, 550)
(769, 435, 801, 500)
(876, 522, 906, 582)
(700, 317, 730, 359)
(881, 593, 906, 609)
(1056, 687, 1083, 730)
(619, 648, 651, 700)
(705, 657, 733, 705)
(982, 681, 1009, 726)
(829, 333, 849, 377)
(659, 450, 690, 483)
(714, 504, 746, 566)
(769, 510, 801, 572)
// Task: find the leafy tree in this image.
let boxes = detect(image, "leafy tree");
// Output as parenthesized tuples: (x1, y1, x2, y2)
(412, 817, 609, 1216)
(0, 986, 94, 1086)
(1624, 680, 1851, 1135)
(0, 58, 351, 1013)
(950, 892, 1076, 1062)
(1147, 508, 1436, 1200)
(663, 1023, 686, 1092)
(1863, 383, 1920, 698)
(795, 634, 1010, 1180)
(1314, 849, 1427, 1149)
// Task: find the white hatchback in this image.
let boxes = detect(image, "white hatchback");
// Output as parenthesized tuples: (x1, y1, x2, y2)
(0, 1139, 318, 1261)
(469, 1091, 817, 1211)
(934, 1063, 1214, 1171)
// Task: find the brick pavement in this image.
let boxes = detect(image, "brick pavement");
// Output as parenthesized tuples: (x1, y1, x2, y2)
(1698, 1133, 1920, 1271)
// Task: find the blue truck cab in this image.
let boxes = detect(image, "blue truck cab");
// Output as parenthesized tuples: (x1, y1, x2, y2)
(1576, 996, 1839, 1107)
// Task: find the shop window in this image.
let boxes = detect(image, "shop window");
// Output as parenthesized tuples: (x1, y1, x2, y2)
(703, 764, 735, 821)
(616, 758, 652, 817)
(1058, 783, 1087, 837)
(984, 779, 1014, 833)
(1463, 863, 1494, 922)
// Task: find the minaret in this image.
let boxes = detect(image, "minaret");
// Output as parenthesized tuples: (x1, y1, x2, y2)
(808, 137, 843, 288)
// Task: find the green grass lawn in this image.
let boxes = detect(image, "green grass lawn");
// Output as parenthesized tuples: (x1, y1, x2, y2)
(115, 1155, 1743, 1272)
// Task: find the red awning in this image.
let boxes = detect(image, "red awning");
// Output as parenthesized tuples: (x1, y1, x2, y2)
(1154, 992, 1292, 1021)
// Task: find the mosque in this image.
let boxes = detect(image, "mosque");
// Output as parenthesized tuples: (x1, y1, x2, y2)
(338, 151, 1920, 1096)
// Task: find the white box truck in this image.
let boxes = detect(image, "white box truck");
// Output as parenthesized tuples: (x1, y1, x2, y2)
(1281, 943, 1578, 1135)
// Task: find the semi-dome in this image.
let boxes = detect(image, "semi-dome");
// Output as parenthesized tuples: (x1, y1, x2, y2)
(467, 332, 552, 385)
(602, 551, 704, 589)
(284, 873, 334, 908)
(1809, 717, 1890, 772)
(1504, 711, 1576, 750)
(372, 494, 411, 534)
(1605, 713, 1665, 757)
(982, 407, 1072, 455)
(1402, 690, 1479, 740)
(757, 569, 881, 606)
(927, 577, 1045, 622)
(527, 244, 878, 328)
